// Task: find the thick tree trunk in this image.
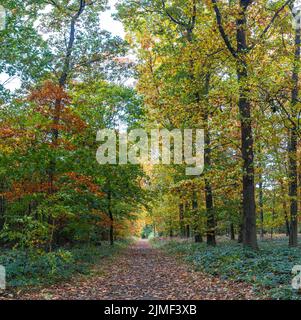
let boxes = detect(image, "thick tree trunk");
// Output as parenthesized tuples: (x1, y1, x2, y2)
(238, 73, 257, 250)
(236, 6, 258, 250)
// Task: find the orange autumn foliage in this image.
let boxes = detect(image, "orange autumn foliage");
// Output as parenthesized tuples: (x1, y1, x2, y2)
(1, 181, 51, 201)
(28, 80, 70, 106)
(64, 172, 104, 197)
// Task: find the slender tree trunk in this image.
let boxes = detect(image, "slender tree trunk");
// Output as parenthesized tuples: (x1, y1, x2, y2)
(238, 200, 244, 243)
(49, 219, 55, 252)
(109, 217, 114, 245)
(49, 1, 86, 193)
(205, 178, 215, 245)
(289, 128, 298, 246)
(183, 202, 190, 238)
(271, 189, 276, 240)
(179, 203, 185, 237)
(230, 223, 235, 240)
(259, 175, 264, 240)
(202, 74, 216, 246)
(285, 213, 291, 237)
(192, 191, 202, 242)
(289, 20, 300, 247)
(186, 224, 190, 238)
(280, 179, 290, 236)
(238, 222, 243, 243)
(108, 189, 114, 246)
(186, 25, 216, 246)
(0, 195, 5, 231)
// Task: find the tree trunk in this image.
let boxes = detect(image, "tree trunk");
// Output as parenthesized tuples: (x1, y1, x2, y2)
(259, 175, 264, 240)
(0, 195, 5, 231)
(288, 20, 300, 247)
(280, 179, 290, 236)
(238, 200, 244, 243)
(236, 6, 258, 250)
(289, 128, 298, 246)
(49, 1, 86, 194)
(187, 26, 215, 246)
(109, 221, 114, 246)
(271, 190, 276, 240)
(179, 203, 185, 237)
(230, 223, 235, 240)
(192, 191, 202, 242)
(205, 178, 215, 245)
(186, 224, 190, 238)
(238, 223, 243, 243)
(203, 74, 216, 246)
(108, 189, 114, 246)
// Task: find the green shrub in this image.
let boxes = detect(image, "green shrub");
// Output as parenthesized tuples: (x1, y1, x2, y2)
(152, 238, 301, 300)
(0, 241, 129, 288)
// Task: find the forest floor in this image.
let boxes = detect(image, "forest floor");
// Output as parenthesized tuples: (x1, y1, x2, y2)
(4, 239, 258, 300)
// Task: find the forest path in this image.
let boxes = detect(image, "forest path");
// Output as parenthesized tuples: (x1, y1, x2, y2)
(18, 240, 257, 300)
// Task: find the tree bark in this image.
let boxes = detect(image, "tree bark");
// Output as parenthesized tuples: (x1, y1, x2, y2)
(236, 4, 258, 250)
(230, 223, 235, 240)
(179, 203, 185, 237)
(288, 128, 298, 246)
(185, 18, 216, 246)
(280, 179, 290, 236)
(108, 189, 114, 246)
(203, 74, 216, 246)
(0, 195, 5, 231)
(288, 19, 300, 247)
(259, 174, 264, 239)
(212, 0, 258, 249)
(192, 191, 203, 242)
(186, 224, 190, 238)
(238, 200, 244, 243)
(49, 0, 86, 193)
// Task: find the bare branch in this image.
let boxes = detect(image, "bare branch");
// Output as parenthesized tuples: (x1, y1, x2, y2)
(211, 0, 237, 59)
(161, 0, 187, 27)
(249, 0, 294, 50)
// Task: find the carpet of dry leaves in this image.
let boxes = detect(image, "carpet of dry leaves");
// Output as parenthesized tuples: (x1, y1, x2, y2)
(2, 240, 260, 300)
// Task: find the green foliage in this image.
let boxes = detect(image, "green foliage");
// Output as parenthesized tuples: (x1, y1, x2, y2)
(0, 241, 129, 287)
(152, 238, 301, 300)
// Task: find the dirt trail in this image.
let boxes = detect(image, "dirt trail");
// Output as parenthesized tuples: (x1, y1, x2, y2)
(12, 240, 257, 300)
